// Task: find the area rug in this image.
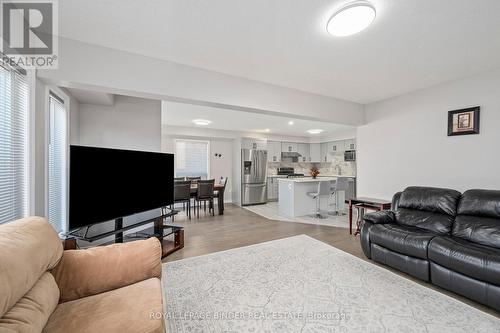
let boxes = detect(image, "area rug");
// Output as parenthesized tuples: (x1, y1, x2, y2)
(162, 235, 500, 332)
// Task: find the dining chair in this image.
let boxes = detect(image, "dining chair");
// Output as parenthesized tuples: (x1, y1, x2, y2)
(195, 179, 215, 218)
(187, 176, 202, 210)
(172, 180, 192, 220)
(213, 177, 228, 196)
(213, 177, 228, 214)
(186, 176, 201, 184)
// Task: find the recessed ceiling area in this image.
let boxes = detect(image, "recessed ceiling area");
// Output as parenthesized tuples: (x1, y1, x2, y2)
(58, 0, 500, 103)
(162, 101, 354, 137)
(66, 87, 115, 106)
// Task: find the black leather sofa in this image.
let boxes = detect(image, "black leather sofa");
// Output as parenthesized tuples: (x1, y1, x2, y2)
(361, 186, 500, 311)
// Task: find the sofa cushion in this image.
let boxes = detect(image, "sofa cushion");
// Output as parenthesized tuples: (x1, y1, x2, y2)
(395, 209, 454, 235)
(398, 186, 462, 216)
(452, 215, 500, 249)
(0, 217, 63, 317)
(457, 189, 500, 218)
(395, 187, 461, 234)
(428, 236, 500, 286)
(0, 272, 60, 333)
(43, 278, 164, 333)
(52, 237, 162, 303)
(453, 189, 500, 248)
(370, 224, 437, 259)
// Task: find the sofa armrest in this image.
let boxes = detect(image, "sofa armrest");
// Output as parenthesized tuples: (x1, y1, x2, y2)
(51, 237, 162, 303)
(363, 210, 395, 224)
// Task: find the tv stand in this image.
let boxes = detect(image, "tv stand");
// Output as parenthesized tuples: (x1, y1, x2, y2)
(65, 209, 183, 257)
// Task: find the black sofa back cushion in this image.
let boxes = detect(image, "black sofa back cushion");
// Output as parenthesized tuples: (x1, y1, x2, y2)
(396, 209, 455, 234)
(457, 189, 500, 218)
(395, 187, 461, 234)
(398, 186, 462, 216)
(453, 189, 500, 248)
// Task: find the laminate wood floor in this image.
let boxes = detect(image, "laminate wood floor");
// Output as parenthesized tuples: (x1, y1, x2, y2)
(162, 204, 500, 318)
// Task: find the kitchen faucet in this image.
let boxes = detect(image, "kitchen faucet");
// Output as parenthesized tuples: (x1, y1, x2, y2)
(335, 165, 342, 175)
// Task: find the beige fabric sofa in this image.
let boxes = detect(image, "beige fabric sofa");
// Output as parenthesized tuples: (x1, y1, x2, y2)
(0, 217, 165, 333)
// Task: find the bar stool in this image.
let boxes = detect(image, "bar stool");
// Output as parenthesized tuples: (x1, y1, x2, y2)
(307, 181, 332, 219)
(329, 177, 349, 215)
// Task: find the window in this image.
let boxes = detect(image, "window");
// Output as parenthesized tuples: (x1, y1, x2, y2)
(0, 63, 29, 224)
(174, 139, 209, 179)
(48, 93, 67, 233)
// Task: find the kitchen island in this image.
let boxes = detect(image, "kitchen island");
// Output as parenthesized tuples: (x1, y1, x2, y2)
(278, 177, 345, 218)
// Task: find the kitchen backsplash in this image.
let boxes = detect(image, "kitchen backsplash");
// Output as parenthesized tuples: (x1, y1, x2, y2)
(268, 154, 356, 177)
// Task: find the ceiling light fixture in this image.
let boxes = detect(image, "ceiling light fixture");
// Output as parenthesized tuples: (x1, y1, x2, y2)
(307, 129, 324, 134)
(193, 119, 211, 126)
(327, 1, 376, 37)
(288, 121, 294, 125)
(264, 129, 270, 132)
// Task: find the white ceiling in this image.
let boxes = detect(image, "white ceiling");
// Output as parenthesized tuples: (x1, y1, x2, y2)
(59, 0, 500, 103)
(162, 101, 353, 137)
(66, 87, 115, 106)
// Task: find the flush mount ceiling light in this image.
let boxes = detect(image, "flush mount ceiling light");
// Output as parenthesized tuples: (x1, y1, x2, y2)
(327, 1, 376, 37)
(264, 129, 270, 132)
(192, 119, 211, 126)
(288, 121, 294, 125)
(307, 129, 324, 134)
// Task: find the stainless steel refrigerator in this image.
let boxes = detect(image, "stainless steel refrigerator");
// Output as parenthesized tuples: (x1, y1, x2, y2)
(241, 149, 268, 205)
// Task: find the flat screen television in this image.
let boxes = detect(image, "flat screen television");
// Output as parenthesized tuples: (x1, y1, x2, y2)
(69, 145, 174, 230)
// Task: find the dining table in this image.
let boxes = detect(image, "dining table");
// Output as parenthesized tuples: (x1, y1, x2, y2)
(190, 183, 226, 215)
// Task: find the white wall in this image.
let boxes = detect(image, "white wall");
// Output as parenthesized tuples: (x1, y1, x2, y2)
(38, 37, 364, 126)
(67, 90, 80, 145)
(71, 94, 163, 242)
(358, 69, 500, 199)
(78, 95, 161, 152)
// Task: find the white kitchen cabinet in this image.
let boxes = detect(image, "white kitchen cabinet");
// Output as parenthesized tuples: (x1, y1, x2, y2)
(281, 142, 298, 153)
(327, 141, 345, 154)
(309, 143, 321, 162)
(267, 177, 280, 201)
(320, 143, 328, 163)
(344, 139, 356, 150)
(267, 141, 282, 162)
(297, 143, 310, 162)
(242, 138, 267, 150)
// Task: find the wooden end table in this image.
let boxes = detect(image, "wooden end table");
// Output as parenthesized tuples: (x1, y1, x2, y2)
(348, 197, 391, 235)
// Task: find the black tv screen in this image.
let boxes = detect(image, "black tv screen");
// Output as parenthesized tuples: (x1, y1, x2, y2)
(69, 145, 174, 230)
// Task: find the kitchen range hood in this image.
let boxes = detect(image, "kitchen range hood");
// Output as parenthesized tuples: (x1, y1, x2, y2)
(281, 152, 302, 163)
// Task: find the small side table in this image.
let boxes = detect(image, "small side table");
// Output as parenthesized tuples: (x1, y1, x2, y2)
(353, 204, 381, 236)
(348, 197, 391, 235)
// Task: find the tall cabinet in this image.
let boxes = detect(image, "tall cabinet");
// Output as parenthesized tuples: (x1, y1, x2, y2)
(267, 141, 282, 162)
(297, 143, 310, 162)
(309, 143, 321, 162)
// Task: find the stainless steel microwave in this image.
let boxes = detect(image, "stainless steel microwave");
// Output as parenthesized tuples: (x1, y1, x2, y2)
(344, 150, 356, 161)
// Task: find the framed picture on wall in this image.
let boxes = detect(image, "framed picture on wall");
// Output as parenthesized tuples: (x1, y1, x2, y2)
(447, 107, 480, 136)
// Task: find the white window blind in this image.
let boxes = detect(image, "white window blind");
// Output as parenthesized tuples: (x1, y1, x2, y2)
(0, 64, 29, 224)
(175, 140, 209, 179)
(48, 93, 66, 233)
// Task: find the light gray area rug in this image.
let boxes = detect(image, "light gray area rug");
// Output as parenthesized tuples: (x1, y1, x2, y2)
(162, 235, 500, 332)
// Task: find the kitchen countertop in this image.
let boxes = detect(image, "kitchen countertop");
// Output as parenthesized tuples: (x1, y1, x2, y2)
(277, 177, 339, 183)
(318, 174, 356, 178)
(269, 175, 356, 178)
